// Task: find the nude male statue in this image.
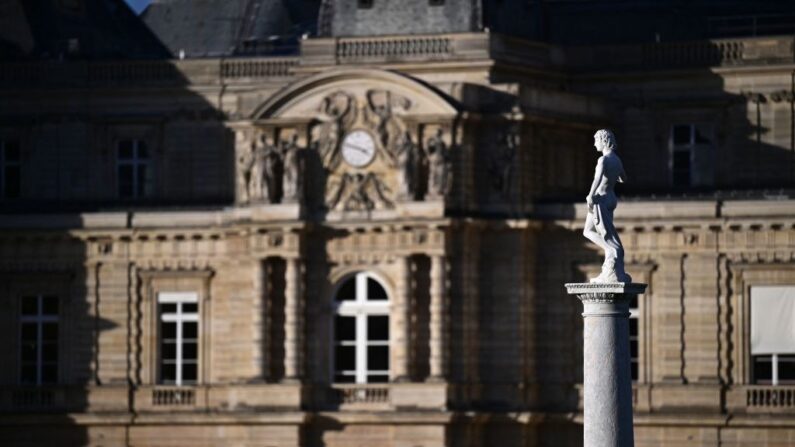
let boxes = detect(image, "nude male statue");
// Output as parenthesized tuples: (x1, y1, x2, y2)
(583, 129, 632, 283)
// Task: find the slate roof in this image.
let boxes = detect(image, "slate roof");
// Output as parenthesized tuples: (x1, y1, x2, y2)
(0, 0, 170, 61)
(142, 0, 321, 58)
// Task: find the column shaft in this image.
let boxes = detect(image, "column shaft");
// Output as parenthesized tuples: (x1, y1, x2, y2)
(581, 295, 636, 447)
(429, 255, 447, 380)
(393, 256, 412, 380)
(284, 257, 303, 380)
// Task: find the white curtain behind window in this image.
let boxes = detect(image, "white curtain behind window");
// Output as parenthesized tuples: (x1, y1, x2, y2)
(751, 286, 795, 355)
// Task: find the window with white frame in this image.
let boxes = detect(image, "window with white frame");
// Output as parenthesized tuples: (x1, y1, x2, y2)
(117, 139, 151, 199)
(670, 124, 713, 187)
(751, 286, 795, 385)
(333, 272, 390, 383)
(19, 296, 59, 385)
(1, 139, 21, 199)
(158, 292, 199, 386)
(629, 295, 639, 381)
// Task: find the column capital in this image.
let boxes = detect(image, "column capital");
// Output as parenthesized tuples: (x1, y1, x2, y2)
(565, 282, 647, 303)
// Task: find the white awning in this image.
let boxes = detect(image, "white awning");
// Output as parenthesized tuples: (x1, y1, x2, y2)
(751, 286, 795, 355)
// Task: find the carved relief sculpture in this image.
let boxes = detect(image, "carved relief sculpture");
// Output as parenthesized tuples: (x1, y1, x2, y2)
(281, 134, 302, 203)
(235, 130, 254, 204)
(396, 132, 416, 199)
(489, 129, 518, 197)
(583, 129, 631, 283)
(312, 91, 356, 170)
(425, 128, 452, 199)
(364, 89, 411, 165)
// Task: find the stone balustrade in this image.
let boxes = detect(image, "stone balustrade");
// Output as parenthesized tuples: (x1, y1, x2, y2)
(728, 385, 795, 413)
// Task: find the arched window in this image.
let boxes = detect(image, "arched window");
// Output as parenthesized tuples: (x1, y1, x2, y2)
(333, 272, 390, 383)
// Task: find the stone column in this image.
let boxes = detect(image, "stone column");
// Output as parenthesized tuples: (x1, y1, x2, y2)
(284, 257, 304, 381)
(393, 255, 412, 381)
(429, 254, 448, 380)
(565, 282, 646, 447)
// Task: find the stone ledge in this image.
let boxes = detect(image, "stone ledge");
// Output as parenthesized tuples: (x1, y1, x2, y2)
(565, 282, 647, 295)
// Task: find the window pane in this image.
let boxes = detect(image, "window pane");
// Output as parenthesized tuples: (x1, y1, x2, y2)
(367, 374, 389, 383)
(182, 303, 198, 313)
(42, 342, 58, 362)
(118, 165, 133, 197)
(21, 323, 37, 340)
(335, 316, 355, 342)
(672, 151, 691, 186)
(4, 141, 20, 161)
(161, 321, 177, 340)
(335, 345, 356, 371)
(336, 278, 356, 301)
(182, 363, 197, 382)
(136, 165, 148, 198)
(366, 278, 387, 300)
(20, 365, 37, 384)
(630, 362, 638, 381)
(780, 355, 795, 382)
(694, 127, 710, 144)
(628, 295, 638, 309)
(367, 316, 389, 341)
(161, 342, 177, 360)
(136, 141, 148, 159)
(629, 318, 638, 336)
(118, 140, 133, 159)
(183, 322, 198, 339)
(4, 166, 20, 198)
(42, 296, 58, 315)
(672, 125, 691, 145)
(367, 346, 389, 371)
(160, 303, 177, 314)
(42, 323, 58, 341)
(21, 296, 38, 315)
(183, 342, 198, 361)
(753, 355, 773, 384)
(41, 364, 57, 384)
(21, 341, 36, 362)
(161, 363, 176, 383)
(334, 374, 355, 383)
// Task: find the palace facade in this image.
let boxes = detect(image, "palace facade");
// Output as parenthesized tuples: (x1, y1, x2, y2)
(1, 1, 795, 446)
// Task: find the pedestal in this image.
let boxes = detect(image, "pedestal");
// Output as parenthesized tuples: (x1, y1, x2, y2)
(565, 282, 647, 447)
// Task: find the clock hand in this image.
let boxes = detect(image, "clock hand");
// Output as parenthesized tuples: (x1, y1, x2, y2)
(346, 144, 370, 154)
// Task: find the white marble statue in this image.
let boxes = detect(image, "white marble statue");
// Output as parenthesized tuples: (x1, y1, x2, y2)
(583, 129, 631, 283)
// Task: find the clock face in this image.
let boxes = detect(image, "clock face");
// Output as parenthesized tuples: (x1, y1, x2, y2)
(341, 130, 376, 168)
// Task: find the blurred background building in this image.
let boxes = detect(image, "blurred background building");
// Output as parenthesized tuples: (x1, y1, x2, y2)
(1, 0, 795, 445)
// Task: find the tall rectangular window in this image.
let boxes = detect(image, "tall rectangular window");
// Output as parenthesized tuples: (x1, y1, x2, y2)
(1, 139, 21, 199)
(751, 286, 795, 385)
(671, 124, 712, 187)
(19, 296, 59, 385)
(117, 139, 151, 199)
(158, 292, 199, 386)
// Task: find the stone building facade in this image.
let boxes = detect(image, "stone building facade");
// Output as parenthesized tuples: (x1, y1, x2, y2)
(1, 1, 795, 446)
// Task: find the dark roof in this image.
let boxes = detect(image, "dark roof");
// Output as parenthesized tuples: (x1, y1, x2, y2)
(142, 0, 321, 58)
(0, 0, 170, 61)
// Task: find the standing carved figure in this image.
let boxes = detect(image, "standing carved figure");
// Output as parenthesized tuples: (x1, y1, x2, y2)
(396, 133, 415, 199)
(425, 128, 451, 198)
(235, 131, 254, 204)
(262, 137, 283, 203)
(248, 134, 270, 202)
(281, 134, 301, 202)
(583, 129, 631, 283)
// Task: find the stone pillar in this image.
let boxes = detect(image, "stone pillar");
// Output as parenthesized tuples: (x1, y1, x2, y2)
(565, 283, 646, 447)
(429, 254, 448, 380)
(393, 256, 412, 381)
(284, 257, 304, 381)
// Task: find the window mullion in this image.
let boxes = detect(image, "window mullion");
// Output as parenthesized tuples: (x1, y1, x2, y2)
(772, 353, 779, 386)
(356, 313, 367, 383)
(176, 303, 183, 386)
(36, 295, 43, 386)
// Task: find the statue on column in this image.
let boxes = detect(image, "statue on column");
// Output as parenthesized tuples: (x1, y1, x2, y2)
(235, 131, 254, 204)
(281, 134, 302, 203)
(583, 129, 631, 283)
(425, 128, 451, 199)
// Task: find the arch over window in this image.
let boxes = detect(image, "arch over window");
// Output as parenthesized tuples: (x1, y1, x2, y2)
(333, 272, 390, 383)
